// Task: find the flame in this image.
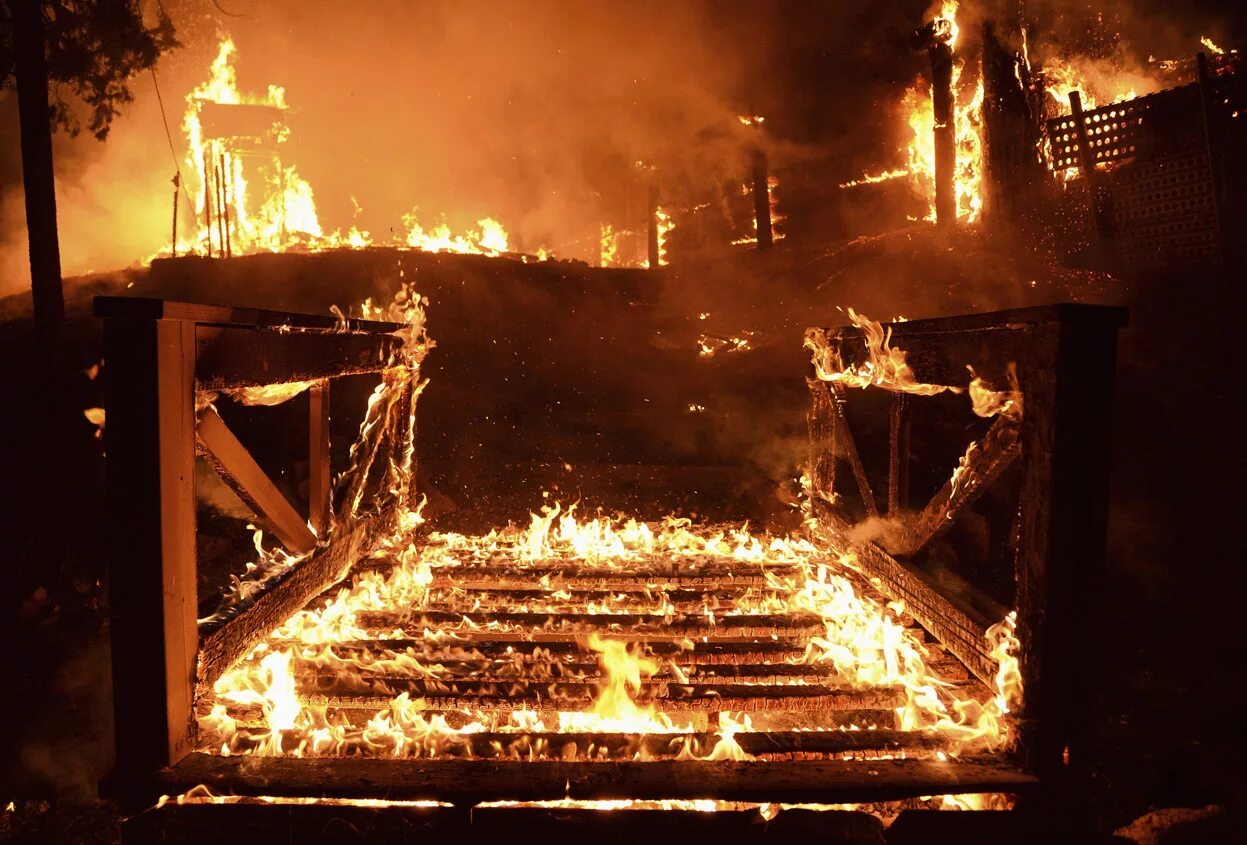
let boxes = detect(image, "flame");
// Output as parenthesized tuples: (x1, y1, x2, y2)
(839, 168, 910, 190)
(600, 224, 620, 267)
(402, 214, 510, 255)
(1200, 36, 1225, 56)
(203, 497, 1025, 761)
(173, 36, 529, 261)
(653, 207, 674, 267)
(806, 309, 957, 396)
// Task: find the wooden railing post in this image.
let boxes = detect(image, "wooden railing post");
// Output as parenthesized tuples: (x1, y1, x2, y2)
(1014, 309, 1123, 823)
(103, 315, 198, 783)
(308, 380, 331, 536)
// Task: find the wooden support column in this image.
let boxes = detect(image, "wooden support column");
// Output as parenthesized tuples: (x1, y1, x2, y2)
(751, 148, 773, 250)
(806, 380, 837, 502)
(308, 381, 331, 537)
(930, 42, 956, 227)
(103, 316, 199, 780)
(1015, 311, 1124, 821)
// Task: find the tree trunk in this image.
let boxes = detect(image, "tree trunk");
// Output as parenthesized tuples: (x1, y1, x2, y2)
(12, 0, 64, 346)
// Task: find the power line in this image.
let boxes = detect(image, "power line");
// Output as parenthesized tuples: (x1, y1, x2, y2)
(149, 64, 199, 248)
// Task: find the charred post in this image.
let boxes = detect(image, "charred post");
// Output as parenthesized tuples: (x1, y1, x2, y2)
(981, 21, 1046, 229)
(752, 148, 773, 250)
(647, 174, 660, 269)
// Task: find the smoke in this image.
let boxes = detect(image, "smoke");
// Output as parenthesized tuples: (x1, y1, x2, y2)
(0, 0, 824, 295)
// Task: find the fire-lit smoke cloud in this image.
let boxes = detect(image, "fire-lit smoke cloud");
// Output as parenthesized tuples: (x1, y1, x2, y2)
(0, 0, 809, 294)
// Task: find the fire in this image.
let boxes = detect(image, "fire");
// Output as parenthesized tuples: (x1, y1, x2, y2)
(202, 491, 1025, 762)
(600, 224, 620, 267)
(805, 308, 956, 397)
(654, 207, 674, 267)
(175, 36, 520, 260)
(1200, 37, 1225, 56)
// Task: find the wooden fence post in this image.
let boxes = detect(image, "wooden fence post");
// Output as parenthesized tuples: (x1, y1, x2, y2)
(103, 316, 199, 785)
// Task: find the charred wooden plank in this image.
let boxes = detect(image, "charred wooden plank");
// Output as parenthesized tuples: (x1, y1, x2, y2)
(196, 407, 317, 554)
(158, 752, 1038, 804)
(196, 516, 380, 692)
(893, 413, 1021, 557)
(810, 503, 996, 685)
(94, 295, 403, 334)
(195, 326, 405, 389)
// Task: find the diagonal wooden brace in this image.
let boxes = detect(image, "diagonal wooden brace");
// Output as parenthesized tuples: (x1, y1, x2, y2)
(893, 413, 1021, 557)
(196, 407, 318, 554)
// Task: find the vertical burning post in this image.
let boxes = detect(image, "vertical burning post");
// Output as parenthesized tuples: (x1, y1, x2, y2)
(646, 171, 660, 269)
(751, 148, 773, 250)
(912, 6, 959, 227)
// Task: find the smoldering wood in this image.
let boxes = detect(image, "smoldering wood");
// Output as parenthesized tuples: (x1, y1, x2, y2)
(195, 515, 377, 693)
(894, 413, 1021, 556)
(196, 406, 318, 554)
(103, 317, 199, 777)
(647, 176, 660, 268)
(154, 753, 1038, 805)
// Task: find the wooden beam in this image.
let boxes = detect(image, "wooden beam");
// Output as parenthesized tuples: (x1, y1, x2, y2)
(894, 414, 1021, 557)
(195, 326, 405, 390)
(103, 317, 199, 777)
(806, 380, 837, 501)
(94, 296, 404, 334)
(810, 503, 997, 685)
(307, 381, 331, 537)
(156, 752, 1038, 805)
(196, 516, 377, 692)
(196, 407, 317, 555)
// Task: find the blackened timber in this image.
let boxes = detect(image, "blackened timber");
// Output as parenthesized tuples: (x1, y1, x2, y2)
(196, 407, 317, 554)
(831, 384, 878, 518)
(195, 326, 405, 389)
(894, 413, 1021, 556)
(810, 502, 997, 685)
(1014, 316, 1122, 814)
(158, 753, 1038, 804)
(196, 516, 378, 691)
(807, 380, 837, 500)
(94, 296, 404, 334)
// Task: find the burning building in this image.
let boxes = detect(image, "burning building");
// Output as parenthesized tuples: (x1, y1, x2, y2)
(0, 1, 1244, 844)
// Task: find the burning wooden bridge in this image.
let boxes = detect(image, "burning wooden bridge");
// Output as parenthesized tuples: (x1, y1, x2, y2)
(97, 295, 1124, 842)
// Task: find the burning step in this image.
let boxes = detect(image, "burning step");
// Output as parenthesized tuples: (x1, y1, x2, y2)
(201, 508, 1017, 764)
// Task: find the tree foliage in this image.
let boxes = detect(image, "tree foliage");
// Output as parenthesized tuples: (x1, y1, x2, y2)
(1, 0, 178, 140)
